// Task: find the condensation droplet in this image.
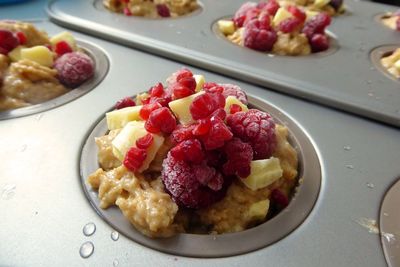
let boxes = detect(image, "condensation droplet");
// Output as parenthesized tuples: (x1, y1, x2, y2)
(366, 183, 374, 189)
(83, 223, 96, 236)
(79, 241, 94, 258)
(1, 184, 16, 200)
(35, 113, 43, 121)
(382, 232, 396, 243)
(368, 92, 374, 97)
(343, 145, 351, 151)
(366, 80, 372, 84)
(384, 212, 389, 216)
(345, 164, 354, 169)
(111, 231, 119, 241)
(176, 31, 182, 35)
(113, 259, 119, 267)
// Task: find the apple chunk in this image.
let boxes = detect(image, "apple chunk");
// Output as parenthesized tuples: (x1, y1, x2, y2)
(20, 46, 54, 67)
(168, 91, 204, 125)
(106, 105, 142, 131)
(224, 96, 248, 114)
(241, 157, 283, 191)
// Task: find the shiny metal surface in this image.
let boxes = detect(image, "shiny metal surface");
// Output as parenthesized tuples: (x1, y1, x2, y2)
(80, 95, 322, 257)
(0, 40, 109, 120)
(0, 13, 400, 267)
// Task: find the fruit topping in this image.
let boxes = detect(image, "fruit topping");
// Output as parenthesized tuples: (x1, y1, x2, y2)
(124, 146, 147, 172)
(220, 83, 248, 105)
(222, 137, 253, 178)
(189, 92, 225, 120)
(0, 30, 19, 54)
(271, 188, 289, 210)
(156, 4, 171, 17)
(233, 2, 258, 27)
(136, 133, 154, 149)
(15, 31, 27, 45)
(244, 19, 277, 51)
(170, 139, 204, 164)
(329, 0, 343, 11)
(240, 157, 283, 190)
(54, 40, 73, 56)
(54, 51, 94, 88)
(145, 107, 177, 134)
(115, 97, 136, 110)
(200, 115, 233, 150)
(140, 102, 162, 120)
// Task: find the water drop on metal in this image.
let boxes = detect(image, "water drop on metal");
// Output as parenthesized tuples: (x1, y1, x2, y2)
(1, 184, 16, 200)
(345, 164, 354, 169)
(35, 113, 43, 121)
(83, 223, 96, 236)
(111, 231, 119, 241)
(366, 183, 375, 189)
(113, 259, 119, 267)
(79, 241, 94, 258)
(343, 146, 351, 151)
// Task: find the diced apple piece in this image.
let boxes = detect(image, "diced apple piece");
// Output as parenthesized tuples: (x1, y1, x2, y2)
(193, 74, 205, 92)
(106, 105, 142, 131)
(248, 199, 270, 222)
(241, 157, 283, 191)
(224, 96, 248, 114)
(50, 31, 77, 51)
(168, 91, 204, 125)
(305, 10, 319, 21)
(313, 0, 330, 8)
(8, 45, 25, 62)
(20, 46, 54, 67)
(394, 60, 400, 71)
(112, 121, 164, 172)
(272, 7, 293, 27)
(218, 20, 235, 35)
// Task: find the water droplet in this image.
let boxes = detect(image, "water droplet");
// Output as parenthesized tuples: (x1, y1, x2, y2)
(382, 232, 396, 243)
(79, 241, 94, 258)
(358, 47, 366, 52)
(212, 235, 217, 241)
(343, 145, 351, 151)
(366, 80, 372, 84)
(366, 183, 374, 189)
(113, 259, 119, 266)
(384, 212, 389, 216)
(176, 31, 182, 35)
(370, 67, 375, 71)
(1, 184, 16, 200)
(35, 113, 43, 121)
(111, 231, 119, 241)
(83, 223, 96, 236)
(345, 164, 354, 169)
(20, 144, 27, 152)
(368, 92, 374, 97)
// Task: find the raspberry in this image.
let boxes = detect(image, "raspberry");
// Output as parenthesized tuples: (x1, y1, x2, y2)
(230, 104, 242, 114)
(136, 133, 154, 149)
(302, 13, 331, 38)
(262, 0, 280, 16)
(145, 107, 177, 134)
(178, 76, 196, 91)
(310, 33, 329, 52)
(226, 109, 276, 159)
(139, 102, 162, 120)
(210, 108, 227, 121)
(123, 147, 147, 172)
(243, 8, 261, 27)
(278, 17, 302, 33)
(271, 189, 289, 210)
(203, 83, 224, 94)
(123, 7, 132, 16)
(222, 138, 253, 178)
(220, 83, 248, 104)
(396, 17, 400, 31)
(16, 32, 27, 45)
(189, 92, 225, 120)
(54, 52, 94, 88)
(149, 82, 164, 98)
(329, 0, 343, 11)
(172, 83, 194, 99)
(171, 124, 195, 144)
(200, 116, 233, 150)
(115, 97, 136, 110)
(244, 19, 277, 51)
(258, 11, 272, 30)
(170, 139, 204, 164)
(161, 153, 229, 208)
(287, 6, 306, 22)
(233, 2, 258, 27)
(0, 30, 19, 54)
(54, 41, 73, 56)
(192, 119, 211, 136)
(175, 68, 193, 82)
(156, 4, 171, 17)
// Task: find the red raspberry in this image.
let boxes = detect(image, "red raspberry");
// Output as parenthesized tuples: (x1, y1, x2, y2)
(156, 4, 171, 17)
(210, 108, 227, 121)
(243, 8, 261, 27)
(287, 5, 306, 22)
(220, 83, 248, 105)
(178, 76, 196, 91)
(222, 138, 253, 178)
(226, 109, 276, 159)
(54, 41, 73, 56)
(203, 83, 224, 94)
(262, 0, 280, 16)
(139, 102, 162, 120)
(271, 189, 289, 210)
(123, 147, 147, 172)
(16, 32, 27, 45)
(192, 119, 212, 136)
(172, 83, 194, 99)
(171, 124, 196, 144)
(396, 17, 400, 31)
(189, 92, 225, 120)
(200, 116, 233, 150)
(115, 97, 136, 110)
(230, 104, 242, 114)
(170, 139, 204, 164)
(161, 153, 229, 209)
(310, 33, 329, 52)
(233, 2, 258, 27)
(149, 82, 164, 98)
(135, 133, 154, 149)
(244, 19, 277, 51)
(258, 11, 272, 30)
(54, 52, 94, 88)
(123, 7, 132, 16)
(0, 29, 19, 54)
(302, 13, 331, 38)
(278, 17, 302, 33)
(176, 68, 193, 82)
(145, 107, 177, 134)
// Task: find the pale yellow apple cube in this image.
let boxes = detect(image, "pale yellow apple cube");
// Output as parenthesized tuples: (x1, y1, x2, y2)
(272, 7, 293, 27)
(168, 91, 204, 125)
(248, 199, 270, 221)
(193, 74, 205, 92)
(8, 46, 25, 62)
(394, 60, 400, 71)
(20, 46, 54, 67)
(224, 96, 248, 114)
(218, 20, 235, 35)
(241, 157, 283, 191)
(313, 0, 330, 8)
(50, 31, 77, 51)
(106, 105, 142, 131)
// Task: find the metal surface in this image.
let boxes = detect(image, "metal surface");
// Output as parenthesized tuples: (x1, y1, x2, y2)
(46, 0, 400, 127)
(80, 95, 322, 258)
(380, 178, 400, 267)
(1, 19, 400, 267)
(0, 40, 109, 120)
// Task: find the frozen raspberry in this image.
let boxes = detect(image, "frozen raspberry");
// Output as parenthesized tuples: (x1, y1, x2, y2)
(302, 13, 331, 38)
(54, 52, 94, 88)
(189, 92, 225, 120)
(271, 189, 289, 210)
(123, 7, 132, 16)
(149, 82, 164, 98)
(329, 0, 343, 11)
(145, 107, 177, 134)
(244, 19, 277, 51)
(115, 97, 136, 110)
(16, 32, 27, 45)
(171, 124, 196, 144)
(192, 119, 211, 136)
(178, 76, 196, 91)
(287, 6, 306, 22)
(243, 8, 261, 27)
(258, 11, 272, 30)
(172, 83, 194, 99)
(310, 33, 329, 52)
(233, 2, 258, 27)
(230, 104, 242, 114)
(220, 83, 248, 105)
(170, 139, 204, 164)
(139, 102, 162, 120)
(54, 41, 73, 56)
(136, 133, 154, 149)
(278, 17, 302, 33)
(227, 109, 276, 159)
(210, 108, 227, 121)
(161, 153, 229, 208)
(203, 82, 224, 94)
(396, 18, 400, 31)
(157, 4, 171, 17)
(0, 30, 19, 54)
(262, 0, 280, 16)
(222, 138, 253, 178)
(166, 68, 193, 86)
(200, 116, 233, 150)
(123, 147, 147, 172)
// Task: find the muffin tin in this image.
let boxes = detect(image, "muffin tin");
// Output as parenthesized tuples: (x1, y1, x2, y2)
(46, 0, 400, 127)
(0, 40, 109, 120)
(1, 8, 400, 267)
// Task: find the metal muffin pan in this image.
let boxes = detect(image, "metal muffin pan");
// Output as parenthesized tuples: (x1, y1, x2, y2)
(370, 44, 400, 82)
(1, 19, 400, 267)
(79, 95, 321, 258)
(46, 0, 400, 127)
(0, 40, 109, 120)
